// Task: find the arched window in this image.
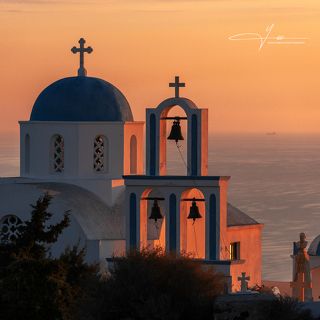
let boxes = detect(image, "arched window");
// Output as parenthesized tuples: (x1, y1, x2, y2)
(25, 134, 30, 174)
(94, 135, 108, 173)
(0, 215, 23, 243)
(51, 135, 64, 173)
(130, 135, 137, 174)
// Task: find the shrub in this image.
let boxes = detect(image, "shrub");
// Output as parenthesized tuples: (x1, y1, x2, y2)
(78, 247, 225, 320)
(254, 296, 315, 320)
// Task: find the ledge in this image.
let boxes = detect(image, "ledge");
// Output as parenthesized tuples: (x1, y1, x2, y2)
(123, 175, 230, 181)
(193, 259, 246, 265)
(106, 257, 245, 265)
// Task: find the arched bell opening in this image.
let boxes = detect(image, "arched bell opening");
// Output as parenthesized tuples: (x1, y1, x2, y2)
(140, 188, 166, 251)
(160, 105, 188, 176)
(180, 188, 206, 259)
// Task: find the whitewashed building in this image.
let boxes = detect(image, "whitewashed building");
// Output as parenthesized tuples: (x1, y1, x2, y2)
(0, 39, 262, 291)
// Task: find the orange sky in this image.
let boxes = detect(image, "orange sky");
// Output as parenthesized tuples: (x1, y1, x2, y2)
(1, 0, 320, 134)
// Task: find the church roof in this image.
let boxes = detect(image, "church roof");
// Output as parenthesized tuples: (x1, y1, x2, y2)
(30, 76, 133, 122)
(227, 203, 260, 227)
(38, 182, 125, 240)
(0, 180, 125, 240)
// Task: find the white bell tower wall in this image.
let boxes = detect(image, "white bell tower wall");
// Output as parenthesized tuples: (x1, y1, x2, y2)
(146, 97, 208, 177)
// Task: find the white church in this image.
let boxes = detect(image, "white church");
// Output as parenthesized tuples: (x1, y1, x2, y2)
(0, 39, 263, 292)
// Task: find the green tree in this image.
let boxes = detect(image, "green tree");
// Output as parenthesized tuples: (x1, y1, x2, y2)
(0, 193, 97, 320)
(0, 193, 70, 265)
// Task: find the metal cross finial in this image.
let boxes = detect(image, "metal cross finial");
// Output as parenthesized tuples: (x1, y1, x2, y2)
(71, 38, 93, 77)
(169, 76, 185, 98)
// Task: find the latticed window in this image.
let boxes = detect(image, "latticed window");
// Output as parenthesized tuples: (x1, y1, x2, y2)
(94, 135, 105, 172)
(52, 135, 64, 173)
(0, 215, 23, 243)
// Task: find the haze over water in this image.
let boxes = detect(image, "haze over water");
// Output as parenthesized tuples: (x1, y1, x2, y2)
(1, 133, 320, 281)
(169, 133, 320, 281)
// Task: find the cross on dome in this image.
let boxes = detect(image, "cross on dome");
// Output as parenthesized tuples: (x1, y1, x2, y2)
(169, 76, 185, 98)
(71, 38, 93, 77)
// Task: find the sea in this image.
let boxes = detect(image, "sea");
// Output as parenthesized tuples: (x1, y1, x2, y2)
(1, 132, 320, 281)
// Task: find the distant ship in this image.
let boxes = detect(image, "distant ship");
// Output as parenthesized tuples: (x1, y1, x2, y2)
(266, 132, 277, 136)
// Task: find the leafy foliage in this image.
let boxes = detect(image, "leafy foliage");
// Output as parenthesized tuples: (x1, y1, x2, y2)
(78, 247, 225, 320)
(0, 193, 97, 320)
(254, 296, 315, 320)
(0, 193, 70, 265)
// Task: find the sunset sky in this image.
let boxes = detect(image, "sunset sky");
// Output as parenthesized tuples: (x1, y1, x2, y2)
(1, 0, 320, 134)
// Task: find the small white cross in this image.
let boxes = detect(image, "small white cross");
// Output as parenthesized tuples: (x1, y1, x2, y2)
(71, 38, 93, 77)
(238, 272, 250, 292)
(169, 76, 185, 98)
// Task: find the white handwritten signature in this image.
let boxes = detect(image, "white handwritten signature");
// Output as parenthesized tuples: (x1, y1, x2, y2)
(228, 24, 308, 51)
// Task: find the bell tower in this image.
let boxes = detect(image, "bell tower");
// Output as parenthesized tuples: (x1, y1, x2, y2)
(125, 75, 228, 265)
(146, 76, 208, 176)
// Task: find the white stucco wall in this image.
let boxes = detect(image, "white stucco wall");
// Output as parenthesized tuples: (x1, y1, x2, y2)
(20, 121, 126, 179)
(19, 121, 144, 203)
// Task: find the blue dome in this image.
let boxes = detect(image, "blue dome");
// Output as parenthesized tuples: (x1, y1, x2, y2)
(30, 76, 134, 121)
(308, 235, 320, 256)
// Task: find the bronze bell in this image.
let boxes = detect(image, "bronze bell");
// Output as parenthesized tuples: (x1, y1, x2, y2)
(187, 199, 202, 222)
(167, 120, 184, 143)
(149, 199, 163, 222)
